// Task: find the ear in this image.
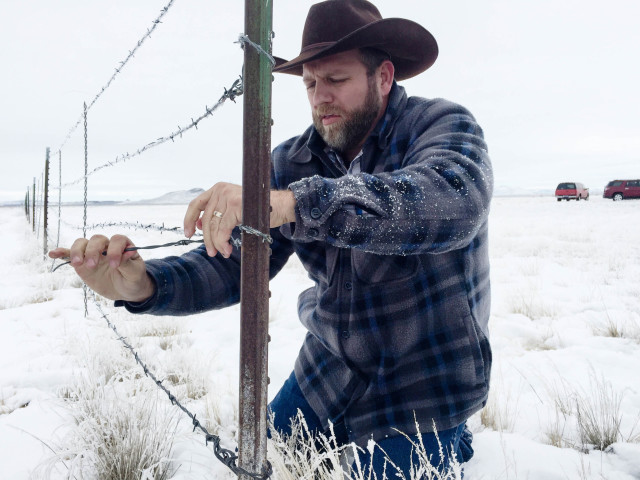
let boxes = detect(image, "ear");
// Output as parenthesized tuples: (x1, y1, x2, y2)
(378, 60, 395, 95)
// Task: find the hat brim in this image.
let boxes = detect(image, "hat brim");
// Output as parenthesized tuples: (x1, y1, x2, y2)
(273, 18, 438, 81)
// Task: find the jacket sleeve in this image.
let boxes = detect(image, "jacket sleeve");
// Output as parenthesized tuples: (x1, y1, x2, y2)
(287, 99, 493, 255)
(117, 225, 294, 316)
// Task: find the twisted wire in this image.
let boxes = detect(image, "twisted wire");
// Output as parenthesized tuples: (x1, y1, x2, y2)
(57, 219, 270, 246)
(55, 0, 178, 154)
(50, 224, 272, 272)
(61, 220, 187, 235)
(236, 34, 275, 66)
(57, 77, 243, 189)
(90, 292, 272, 479)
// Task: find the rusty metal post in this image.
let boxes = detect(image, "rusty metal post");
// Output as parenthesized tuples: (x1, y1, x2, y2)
(238, 0, 273, 478)
(43, 147, 50, 255)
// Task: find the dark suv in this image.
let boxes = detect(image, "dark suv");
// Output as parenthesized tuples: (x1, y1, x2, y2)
(603, 180, 640, 201)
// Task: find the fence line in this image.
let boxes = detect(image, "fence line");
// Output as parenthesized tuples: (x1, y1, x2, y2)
(25, 3, 276, 477)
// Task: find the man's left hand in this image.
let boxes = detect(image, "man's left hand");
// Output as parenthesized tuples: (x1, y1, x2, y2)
(184, 182, 296, 258)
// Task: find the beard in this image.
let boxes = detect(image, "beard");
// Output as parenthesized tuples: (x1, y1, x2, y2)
(312, 77, 382, 154)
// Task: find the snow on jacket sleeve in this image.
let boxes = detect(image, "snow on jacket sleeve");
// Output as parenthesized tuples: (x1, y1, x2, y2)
(287, 98, 493, 255)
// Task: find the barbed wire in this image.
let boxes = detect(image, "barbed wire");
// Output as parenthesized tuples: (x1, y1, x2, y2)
(55, 0, 178, 154)
(90, 292, 273, 479)
(57, 220, 271, 245)
(236, 34, 276, 66)
(60, 219, 187, 235)
(56, 76, 243, 189)
(50, 224, 272, 272)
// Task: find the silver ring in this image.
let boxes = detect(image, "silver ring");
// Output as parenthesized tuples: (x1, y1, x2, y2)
(213, 210, 223, 218)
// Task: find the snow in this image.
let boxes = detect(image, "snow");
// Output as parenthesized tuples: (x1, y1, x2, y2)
(1, 196, 639, 479)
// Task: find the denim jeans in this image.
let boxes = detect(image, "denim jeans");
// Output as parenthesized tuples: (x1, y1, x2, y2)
(268, 371, 474, 478)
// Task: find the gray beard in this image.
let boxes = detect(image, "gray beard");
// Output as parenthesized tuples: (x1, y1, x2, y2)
(313, 81, 382, 154)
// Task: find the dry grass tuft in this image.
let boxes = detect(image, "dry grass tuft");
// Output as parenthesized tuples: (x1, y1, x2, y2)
(479, 377, 518, 433)
(544, 372, 636, 452)
(509, 284, 556, 320)
(38, 373, 179, 480)
(268, 412, 463, 480)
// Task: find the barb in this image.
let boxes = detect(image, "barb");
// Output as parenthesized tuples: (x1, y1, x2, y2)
(90, 292, 272, 479)
(236, 34, 276, 66)
(55, 0, 178, 154)
(56, 77, 243, 189)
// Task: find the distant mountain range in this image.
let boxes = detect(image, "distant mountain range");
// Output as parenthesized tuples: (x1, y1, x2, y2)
(1, 188, 205, 207)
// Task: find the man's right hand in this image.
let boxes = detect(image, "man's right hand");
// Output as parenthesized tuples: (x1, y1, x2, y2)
(48, 234, 155, 303)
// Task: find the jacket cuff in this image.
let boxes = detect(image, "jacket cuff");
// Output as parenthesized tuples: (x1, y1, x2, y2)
(113, 262, 163, 313)
(287, 176, 332, 241)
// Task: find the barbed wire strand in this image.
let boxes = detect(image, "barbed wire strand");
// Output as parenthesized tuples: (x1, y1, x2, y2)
(55, 0, 178, 154)
(56, 77, 243, 189)
(235, 34, 276, 66)
(50, 225, 272, 272)
(89, 291, 272, 479)
(56, 220, 270, 246)
(60, 220, 187, 235)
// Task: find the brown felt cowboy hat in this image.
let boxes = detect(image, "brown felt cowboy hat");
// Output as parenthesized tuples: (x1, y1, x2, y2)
(273, 0, 438, 81)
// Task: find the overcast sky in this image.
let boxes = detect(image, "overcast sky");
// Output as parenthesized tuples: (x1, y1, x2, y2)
(1, 0, 639, 203)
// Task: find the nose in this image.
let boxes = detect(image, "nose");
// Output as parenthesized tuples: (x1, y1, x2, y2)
(311, 81, 332, 107)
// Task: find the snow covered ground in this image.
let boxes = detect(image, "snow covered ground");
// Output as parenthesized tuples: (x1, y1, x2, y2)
(1, 196, 639, 479)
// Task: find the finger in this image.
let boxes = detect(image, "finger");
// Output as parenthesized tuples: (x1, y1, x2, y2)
(69, 238, 89, 267)
(84, 235, 110, 269)
(48, 247, 70, 259)
(184, 188, 214, 238)
(213, 198, 240, 258)
(202, 192, 223, 258)
(105, 234, 136, 269)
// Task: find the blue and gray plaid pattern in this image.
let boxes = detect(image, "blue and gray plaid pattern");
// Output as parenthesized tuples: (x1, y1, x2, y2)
(120, 82, 493, 447)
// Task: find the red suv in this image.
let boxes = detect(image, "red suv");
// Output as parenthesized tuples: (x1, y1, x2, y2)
(603, 180, 640, 201)
(555, 182, 589, 201)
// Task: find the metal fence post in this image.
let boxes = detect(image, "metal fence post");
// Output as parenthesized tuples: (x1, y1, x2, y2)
(238, 0, 273, 478)
(32, 177, 36, 232)
(43, 147, 50, 255)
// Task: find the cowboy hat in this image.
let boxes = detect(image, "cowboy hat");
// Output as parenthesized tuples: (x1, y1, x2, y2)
(273, 0, 438, 81)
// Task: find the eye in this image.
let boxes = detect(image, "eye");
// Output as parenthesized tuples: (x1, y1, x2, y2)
(328, 77, 347, 84)
(304, 82, 316, 91)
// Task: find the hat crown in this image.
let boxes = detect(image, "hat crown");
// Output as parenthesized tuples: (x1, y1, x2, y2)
(301, 0, 382, 50)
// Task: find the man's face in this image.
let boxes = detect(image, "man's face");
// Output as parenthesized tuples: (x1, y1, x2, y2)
(303, 50, 383, 155)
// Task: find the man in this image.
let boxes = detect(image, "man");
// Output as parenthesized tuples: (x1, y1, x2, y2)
(50, 0, 493, 477)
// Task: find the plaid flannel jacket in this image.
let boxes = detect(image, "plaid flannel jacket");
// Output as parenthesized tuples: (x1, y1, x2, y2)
(120, 83, 493, 446)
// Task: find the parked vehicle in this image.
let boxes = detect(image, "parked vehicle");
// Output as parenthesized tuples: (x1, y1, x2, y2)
(603, 179, 640, 201)
(555, 182, 589, 201)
